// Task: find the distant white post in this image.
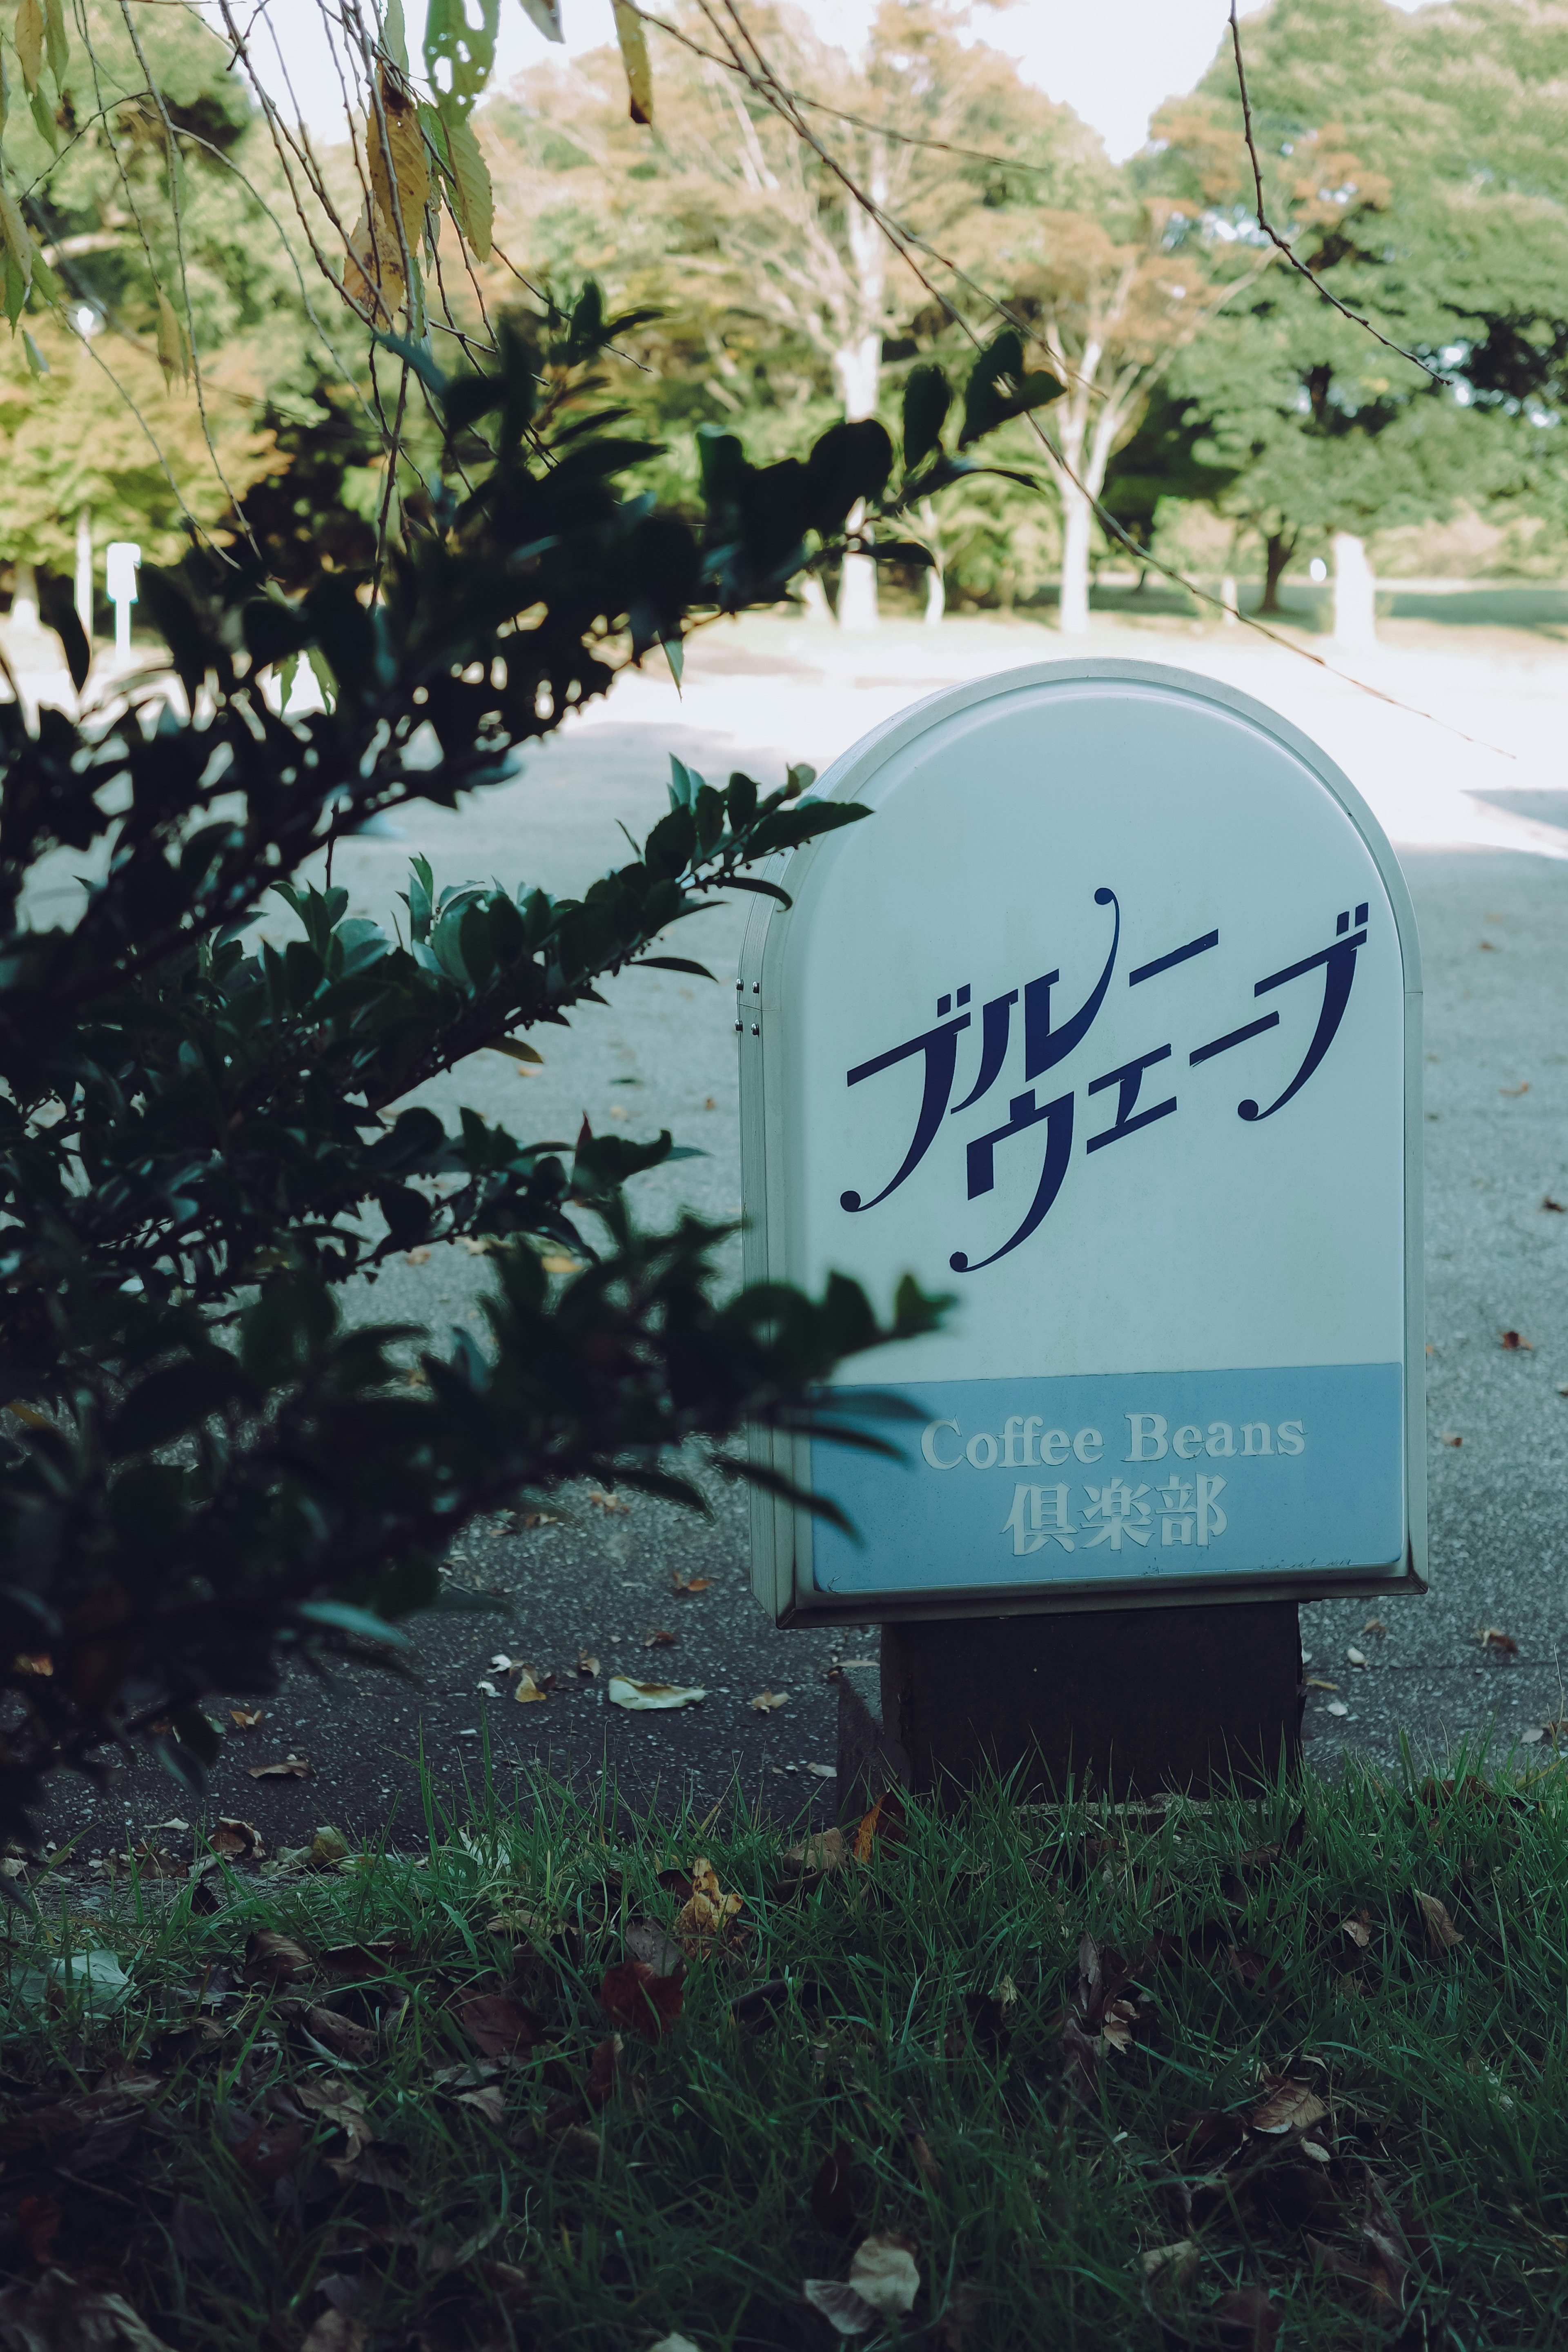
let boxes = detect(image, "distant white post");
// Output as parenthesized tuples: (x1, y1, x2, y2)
(1332, 532, 1376, 651)
(75, 512, 93, 640)
(105, 541, 140, 657)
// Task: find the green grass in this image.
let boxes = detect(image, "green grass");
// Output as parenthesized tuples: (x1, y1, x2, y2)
(6, 1742, 1568, 2350)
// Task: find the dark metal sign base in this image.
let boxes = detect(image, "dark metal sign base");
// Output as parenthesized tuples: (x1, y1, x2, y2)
(839, 1602, 1304, 1809)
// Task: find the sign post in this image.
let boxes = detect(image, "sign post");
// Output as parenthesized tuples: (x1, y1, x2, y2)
(105, 541, 140, 659)
(738, 659, 1424, 1797)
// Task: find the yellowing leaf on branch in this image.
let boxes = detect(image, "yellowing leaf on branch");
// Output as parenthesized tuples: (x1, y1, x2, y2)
(41, 0, 65, 87)
(0, 180, 34, 286)
(443, 105, 493, 262)
(341, 200, 406, 327)
(155, 289, 189, 390)
(368, 69, 429, 244)
(14, 0, 43, 95)
(611, 0, 653, 124)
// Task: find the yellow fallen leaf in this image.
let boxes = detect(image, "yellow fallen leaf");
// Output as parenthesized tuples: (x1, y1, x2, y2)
(513, 1670, 548, 1704)
(751, 1689, 788, 1713)
(404, 1246, 431, 1265)
(674, 1854, 743, 1950)
(1414, 1889, 1465, 1952)
(540, 1254, 581, 1274)
(577, 1651, 601, 1677)
(607, 1677, 706, 1712)
(1250, 2077, 1327, 2134)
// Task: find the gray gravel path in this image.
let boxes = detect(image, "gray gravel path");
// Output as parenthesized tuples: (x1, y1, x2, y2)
(30, 629, 1568, 1872)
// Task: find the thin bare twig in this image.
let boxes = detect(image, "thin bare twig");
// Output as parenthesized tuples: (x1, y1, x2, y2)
(1228, 0, 1447, 385)
(629, 2, 1070, 180)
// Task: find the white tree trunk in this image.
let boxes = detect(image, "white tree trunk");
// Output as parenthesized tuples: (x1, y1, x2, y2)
(924, 564, 945, 626)
(1221, 572, 1239, 624)
(75, 513, 94, 639)
(798, 573, 833, 624)
(11, 561, 38, 632)
(832, 324, 882, 631)
(1332, 532, 1376, 649)
(1058, 486, 1093, 635)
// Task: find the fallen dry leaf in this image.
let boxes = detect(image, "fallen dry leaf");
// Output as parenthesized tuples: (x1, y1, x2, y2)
(670, 1572, 713, 1595)
(642, 1628, 677, 1649)
(247, 1753, 311, 1780)
(607, 1676, 706, 1711)
(586, 1487, 630, 1514)
(1414, 1889, 1465, 1952)
(577, 1650, 600, 1677)
(1140, 2239, 1199, 2286)
(1544, 1196, 1566, 1213)
(229, 1708, 263, 1730)
(404, 1247, 431, 1265)
(1479, 1626, 1519, 1656)
(674, 1855, 743, 1953)
(1251, 2076, 1328, 2135)
(1342, 1913, 1372, 1949)
(751, 1688, 789, 1713)
(242, 1929, 310, 1985)
(1363, 1617, 1386, 1635)
(1440, 1431, 1462, 1446)
(804, 2235, 921, 2336)
(310, 1826, 349, 1868)
(539, 1254, 581, 1274)
(801, 2278, 881, 2336)
(1304, 1677, 1339, 1692)
(297, 2003, 376, 2060)
(1501, 1329, 1533, 1350)
(298, 2076, 374, 2160)
(1211, 2285, 1279, 2350)
(300, 2312, 367, 2352)
(1500, 1082, 1530, 1096)
(599, 1959, 683, 2039)
(852, 1788, 907, 1862)
(457, 1993, 544, 2057)
(208, 1817, 265, 1862)
(512, 1670, 548, 1704)
(455, 2085, 506, 2126)
(233, 2115, 305, 2187)
(786, 1827, 847, 1876)
(848, 2235, 921, 2318)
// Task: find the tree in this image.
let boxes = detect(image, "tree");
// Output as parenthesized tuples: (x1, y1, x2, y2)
(485, 0, 1103, 624)
(0, 288, 1038, 1843)
(947, 180, 1236, 631)
(1149, 0, 1568, 612)
(1096, 386, 1236, 589)
(0, 2, 353, 589)
(0, 318, 279, 584)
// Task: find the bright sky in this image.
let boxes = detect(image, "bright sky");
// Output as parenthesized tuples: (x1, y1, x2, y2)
(223, 0, 1444, 162)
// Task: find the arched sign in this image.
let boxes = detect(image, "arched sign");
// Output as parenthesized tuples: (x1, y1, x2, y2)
(739, 659, 1425, 1624)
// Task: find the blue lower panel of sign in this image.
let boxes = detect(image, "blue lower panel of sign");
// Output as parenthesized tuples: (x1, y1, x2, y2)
(808, 1363, 1405, 1595)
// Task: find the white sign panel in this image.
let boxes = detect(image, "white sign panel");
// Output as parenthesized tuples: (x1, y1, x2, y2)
(739, 659, 1425, 1624)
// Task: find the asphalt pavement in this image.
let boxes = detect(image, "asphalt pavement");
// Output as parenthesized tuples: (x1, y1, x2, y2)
(25, 609, 1568, 1871)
